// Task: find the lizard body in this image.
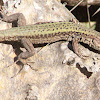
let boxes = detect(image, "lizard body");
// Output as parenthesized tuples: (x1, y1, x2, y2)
(0, 21, 100, 52)
(0, 12, 100, 59)
(0, 12, 99, 78)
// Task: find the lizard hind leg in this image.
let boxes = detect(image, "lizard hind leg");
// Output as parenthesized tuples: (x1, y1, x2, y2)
(18, 38, 35, 60)
(10, 38, 35, 78)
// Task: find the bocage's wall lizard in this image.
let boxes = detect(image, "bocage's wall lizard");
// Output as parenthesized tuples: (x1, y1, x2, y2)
(0, 13, 100, 60)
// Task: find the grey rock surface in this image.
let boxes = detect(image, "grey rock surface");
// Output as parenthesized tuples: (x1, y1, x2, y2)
(0, 0, 100, 100)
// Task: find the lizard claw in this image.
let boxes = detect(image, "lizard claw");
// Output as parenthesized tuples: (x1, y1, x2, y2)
(6, 59, 24, 78)
(11, 65, 23, 78)
(4, 59, 23, 78)
(6, 59, 19, 68)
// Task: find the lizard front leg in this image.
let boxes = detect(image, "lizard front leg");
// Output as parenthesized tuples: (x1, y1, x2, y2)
(72, 38, 88, 59)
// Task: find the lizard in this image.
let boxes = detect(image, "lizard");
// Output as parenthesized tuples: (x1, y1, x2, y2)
(0, 12, 100, 63)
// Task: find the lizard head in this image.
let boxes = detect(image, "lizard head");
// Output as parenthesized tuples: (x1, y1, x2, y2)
(92, 37, 100, 51)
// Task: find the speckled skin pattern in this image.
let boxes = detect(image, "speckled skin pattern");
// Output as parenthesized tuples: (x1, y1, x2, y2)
(0, 21, 100, 51)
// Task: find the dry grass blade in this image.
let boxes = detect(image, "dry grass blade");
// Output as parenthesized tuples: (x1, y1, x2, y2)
(92, 8, 100, 16)
(86, 0, 91, 27)
(70, 0, 84, 12)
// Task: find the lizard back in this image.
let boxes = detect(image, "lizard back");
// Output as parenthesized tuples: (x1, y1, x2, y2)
(0, 21, 99, 44)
